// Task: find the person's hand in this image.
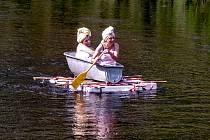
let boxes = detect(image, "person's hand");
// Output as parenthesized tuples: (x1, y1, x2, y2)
(91, 57, 100, 63)
(103, 48, 110, 54)
(91, 57, 95, 63)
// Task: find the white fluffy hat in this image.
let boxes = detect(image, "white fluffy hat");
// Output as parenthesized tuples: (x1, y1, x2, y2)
(102, 26, 115, 40)
(77, 27, 91, 43)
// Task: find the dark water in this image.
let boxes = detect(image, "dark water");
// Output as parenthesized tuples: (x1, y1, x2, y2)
(1, 0, 210, 139)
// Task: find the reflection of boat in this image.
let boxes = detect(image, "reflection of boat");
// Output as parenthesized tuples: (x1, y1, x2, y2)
(63, 52, 124, 83)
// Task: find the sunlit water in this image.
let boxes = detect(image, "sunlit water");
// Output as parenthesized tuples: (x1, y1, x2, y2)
(1, 0, 210, 139)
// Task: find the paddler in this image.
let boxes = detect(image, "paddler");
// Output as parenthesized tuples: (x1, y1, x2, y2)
(75, 27, 94, 61)
(92, 26, 119, 65)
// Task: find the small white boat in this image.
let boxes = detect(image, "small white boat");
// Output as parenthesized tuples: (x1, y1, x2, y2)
(64, 52, 124, 83)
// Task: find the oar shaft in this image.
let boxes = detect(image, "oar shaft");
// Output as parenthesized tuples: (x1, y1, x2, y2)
(86, 51, 104, 72)
(71, 50, 105, 89)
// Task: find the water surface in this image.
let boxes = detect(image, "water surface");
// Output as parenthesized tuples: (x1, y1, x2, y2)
(0, 0, 210, 139)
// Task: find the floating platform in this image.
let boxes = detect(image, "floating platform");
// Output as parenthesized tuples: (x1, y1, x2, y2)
(33, 75, 166, 93)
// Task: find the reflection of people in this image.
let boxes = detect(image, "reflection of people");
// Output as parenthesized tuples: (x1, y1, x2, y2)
(72, 93, 115, 139)
(72, 94, 87, 138)
(75, 27, 94, 61)
(92, 26, 119, 65)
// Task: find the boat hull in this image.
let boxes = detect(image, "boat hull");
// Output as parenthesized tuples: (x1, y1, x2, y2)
(64, 52, 124, 83)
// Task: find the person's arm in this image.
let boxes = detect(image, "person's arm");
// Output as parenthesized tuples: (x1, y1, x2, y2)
(83, 47, 94, 56)
(77, 43, 94, 56)
(92, 43, 103, 60)
(107, 43, 119, 61)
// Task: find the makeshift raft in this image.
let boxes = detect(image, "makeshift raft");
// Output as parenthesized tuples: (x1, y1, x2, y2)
(33, 75, 166, 93)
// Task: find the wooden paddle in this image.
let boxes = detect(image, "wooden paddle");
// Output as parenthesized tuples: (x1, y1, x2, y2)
(71, 52, 104, 90)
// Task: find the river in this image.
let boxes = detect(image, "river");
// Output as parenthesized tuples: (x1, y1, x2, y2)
(0, 0, 210, 139)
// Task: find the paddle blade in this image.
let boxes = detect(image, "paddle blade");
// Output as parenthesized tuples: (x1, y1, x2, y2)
(71, 71, 87, 89)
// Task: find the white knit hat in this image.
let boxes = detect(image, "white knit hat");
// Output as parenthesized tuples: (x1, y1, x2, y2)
(102, 26, 115, 40)
(77, 27, 91, 43)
